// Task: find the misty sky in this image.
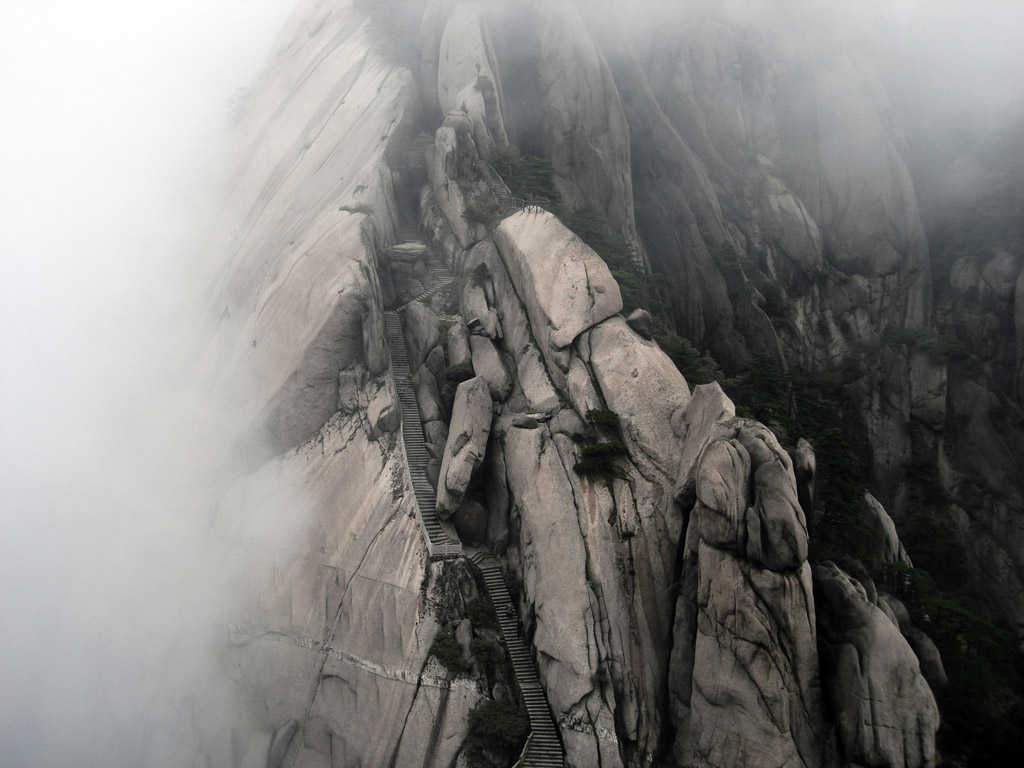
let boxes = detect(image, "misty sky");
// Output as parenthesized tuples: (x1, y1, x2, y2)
(0, 2, 296, 764)
(0, 0, 1022, 765)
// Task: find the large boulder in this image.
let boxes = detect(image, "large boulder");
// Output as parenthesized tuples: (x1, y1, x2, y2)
(682, 544, 826, 768)
(468, 335, 512, 400)
(427, 119, 479, 249)
(447, 317, 472, 368)
(691, 424, 808, 571)
(672, 407, 824, 768)
(402, 301, 440, 370)
(494, 211, 622, 374)
(586, 316, 690, 478)
(436, 377, 493, 516)
(794, 438, 817, 522)
(862, 492, 911, 573)
(461, 282, 501, 339)
(814, 562, 940, 768)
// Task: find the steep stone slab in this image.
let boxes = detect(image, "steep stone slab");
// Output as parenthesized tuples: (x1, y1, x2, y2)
(586, 316, 691, 479)
(197, 1, 414, 457)
(494, 211, 622, 378)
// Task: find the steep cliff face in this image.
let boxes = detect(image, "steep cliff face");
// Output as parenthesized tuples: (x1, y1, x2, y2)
(412, 10, 941, 762)
(187, 0, 1022, 766)
(182, 2, 475, 765)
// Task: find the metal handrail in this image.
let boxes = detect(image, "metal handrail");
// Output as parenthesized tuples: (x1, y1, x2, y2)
(511, 733, 534, 768)
(480, 161, 550, 217)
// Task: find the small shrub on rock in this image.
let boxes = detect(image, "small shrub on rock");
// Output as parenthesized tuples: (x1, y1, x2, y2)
(574, 441, 627, 477)
(446, 362, 475, 383)
(471, 261, 491, 287)
(463, 191, 502, 232)
(467, 700, 529, 754)
(470, 638, 503, 671)
(586, 409, 621, 432)
(429, 631, 470, 676)
(466, 599, 498, 631)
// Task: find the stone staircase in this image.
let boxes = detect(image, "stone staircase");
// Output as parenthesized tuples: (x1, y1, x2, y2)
(387, 227, 454, 311)
(480, 161, 549, 218)
(471, 551, 566, 768)
(381, 226, 563, 765)
(383, 310, 461, 559)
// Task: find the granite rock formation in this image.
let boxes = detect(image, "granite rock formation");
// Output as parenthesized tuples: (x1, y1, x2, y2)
(167, 0, 1024, 766)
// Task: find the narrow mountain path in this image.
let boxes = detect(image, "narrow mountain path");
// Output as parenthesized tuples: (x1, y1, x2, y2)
(383, 309, 461, 558)
(380, 227, 565, 767)
(471, 551, 566, 768)
(479, 161, 549, 216)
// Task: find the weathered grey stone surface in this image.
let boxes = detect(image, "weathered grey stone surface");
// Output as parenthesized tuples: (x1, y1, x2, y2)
(461, 282, 501, 339)
(212, 411, 441, 768)
(815, 562, 940, 768)
(413, 365, 445, 425)
(436, 377, 493, 517)
(467, 334, 511, 400)
(474, 238, 562, 409)
(688, 423, 808, 571)
(905, 627, 949, 690)
(794, 437, 817, 521)
(195, 0, 411, 459)
(862, 491, 911, 571)
(185, 2, 983, 766)
(669, 388, 825, 768)
(186, 3, 481, 765)
(566, 354, 601, 416)
(436, 3, 507, 153)
(428, 120, 478, 250)
(909, 349, 948, 431)
(502, 424, 619, 767)
(403, 302, 441, 371)
(444, 322, 470, 377)
(588, 316, 690, 478)
(494, 211, 622, 361)
(625, 307, 652, 339)
(536, 2, 642, 255)
(683, 544, 825, 768)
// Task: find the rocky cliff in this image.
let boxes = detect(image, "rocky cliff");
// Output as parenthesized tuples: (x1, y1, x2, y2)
(178, 1, 1023, 766)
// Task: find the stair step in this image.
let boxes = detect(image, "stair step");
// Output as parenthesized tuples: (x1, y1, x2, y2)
(385, 274, 564, 767)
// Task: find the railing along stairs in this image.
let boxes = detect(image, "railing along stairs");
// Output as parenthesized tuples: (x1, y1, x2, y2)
(471, 550, 565, 767)
(383, 228, 461, 558)
(479, 161, 550, 217)
(381, 226, 564, 765)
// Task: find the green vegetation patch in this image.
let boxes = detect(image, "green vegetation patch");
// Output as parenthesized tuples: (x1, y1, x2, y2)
(471, 261, 491, 287)
(882, 327, 981, 372)
(466, 598, 498, 631)
(574, 441, 628, 477)
(429, 630, 470, 676)
(463, 189, 503, 233)
(470, 638, 504, 671)
(651, 317, 722, 386)
(488, 144, 559, 205)
(467, 700, 529, 754)
(441, 362, 475, 416)
(586, 409, 621, 432)
(887, 561, 1024, 767)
